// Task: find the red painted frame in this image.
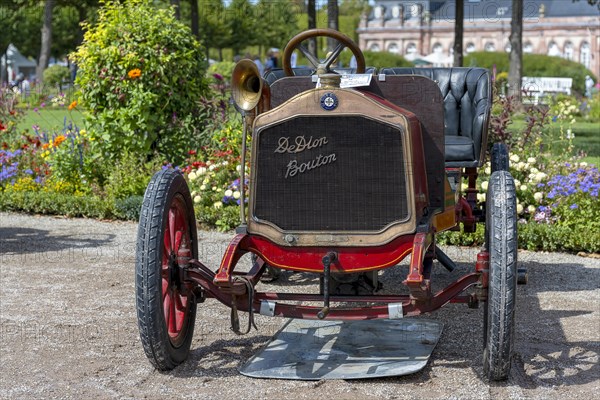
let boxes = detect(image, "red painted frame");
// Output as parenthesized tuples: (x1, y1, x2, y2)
(183, 192, 488, 321)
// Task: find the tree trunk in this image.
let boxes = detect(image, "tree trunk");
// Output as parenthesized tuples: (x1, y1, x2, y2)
(36, 0, 54, 86)
(327, 0, 339, 52)
(453, 0, 464, 67)
(308, 0, 317, 57)
(190, 0, 199, 38)
(508, 0, 523, 101)
(171, 0, 181, 20)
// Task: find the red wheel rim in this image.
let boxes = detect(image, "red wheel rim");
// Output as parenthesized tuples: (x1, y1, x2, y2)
(161, 195, 191, 345)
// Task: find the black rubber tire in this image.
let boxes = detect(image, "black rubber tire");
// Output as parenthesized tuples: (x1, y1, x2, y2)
(491, 143, 509, 173)
(136, 169, 198, 370)
(483, 170, 518, 381)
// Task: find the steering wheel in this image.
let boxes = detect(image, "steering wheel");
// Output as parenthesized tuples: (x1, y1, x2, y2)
(282, 29, 366, 76)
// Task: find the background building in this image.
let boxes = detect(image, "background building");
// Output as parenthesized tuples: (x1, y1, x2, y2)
(358, 0, 600, 75)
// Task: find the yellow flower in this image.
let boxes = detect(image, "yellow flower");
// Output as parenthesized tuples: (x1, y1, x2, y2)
(128, 68, 142, 79)
(68, 101, 77, 111)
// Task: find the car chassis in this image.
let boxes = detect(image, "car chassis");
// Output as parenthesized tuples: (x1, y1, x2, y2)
(136, 29, 521, 381)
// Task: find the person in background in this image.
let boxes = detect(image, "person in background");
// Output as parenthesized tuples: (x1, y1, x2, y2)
(290, 50, 297, 68)
(585, 75, 595, 97)
(253, 55, 264, 77)
(265, 50, 275, 73)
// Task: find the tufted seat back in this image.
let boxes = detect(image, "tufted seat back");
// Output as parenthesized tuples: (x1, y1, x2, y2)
(380, 67, 492, 167)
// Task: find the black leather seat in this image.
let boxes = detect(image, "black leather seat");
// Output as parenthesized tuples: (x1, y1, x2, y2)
(381, 67, 491, 168)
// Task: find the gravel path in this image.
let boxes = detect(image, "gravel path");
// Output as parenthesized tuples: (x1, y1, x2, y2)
(1, 212, 598, 399)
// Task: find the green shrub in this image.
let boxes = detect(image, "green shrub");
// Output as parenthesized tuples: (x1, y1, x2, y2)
(71, 0, 210, 165)
(0, 190, 114, 219)
(586, 92, 600, 121)
(114, 195, 143, 220)
(465, 52, 597, 94)
(43, 65, 71, 88)
(104, 153, 158, 200)
(338, 50, 413, 69)
(207, 61, 236, 83)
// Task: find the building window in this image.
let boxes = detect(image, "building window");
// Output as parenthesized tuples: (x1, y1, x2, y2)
(524, 42, 533, 53)
(374, 5, 385, 19)
(547, 41, 561, 57)
(564, 42, 574, 60)
(580, 42, 591, 68)
(387, 43, 399, 54)
(484, 42, 496, 52)
(432, 43, 443, 54)
(466, 43, 475, 53)
(406, 43, 417, 56)
(369, 43, 381, 52)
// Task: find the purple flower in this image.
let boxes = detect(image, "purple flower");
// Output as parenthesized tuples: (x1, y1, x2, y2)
(569, 203, 578, 209)
(213, 73, 224, 81)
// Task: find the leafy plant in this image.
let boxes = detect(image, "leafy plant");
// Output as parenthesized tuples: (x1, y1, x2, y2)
(71, 0, 210, 165)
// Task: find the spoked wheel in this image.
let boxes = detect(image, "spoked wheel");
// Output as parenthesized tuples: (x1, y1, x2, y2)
(483, 170, 518, 381)
(136, 169, 198, 370)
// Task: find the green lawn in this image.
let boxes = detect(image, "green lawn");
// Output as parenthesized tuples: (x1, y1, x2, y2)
(17, 108, 86, 135)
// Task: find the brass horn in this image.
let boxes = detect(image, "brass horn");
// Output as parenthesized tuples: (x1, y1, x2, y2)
(232, 59, 263, 111)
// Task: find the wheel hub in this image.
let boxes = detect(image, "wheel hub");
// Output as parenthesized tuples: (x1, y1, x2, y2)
(168, 252, 179, 288)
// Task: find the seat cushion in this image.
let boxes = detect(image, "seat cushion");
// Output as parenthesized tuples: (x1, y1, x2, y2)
(445, 135, 475, 162)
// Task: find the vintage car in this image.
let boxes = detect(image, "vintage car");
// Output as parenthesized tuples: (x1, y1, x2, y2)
(135, 29, 520, 381)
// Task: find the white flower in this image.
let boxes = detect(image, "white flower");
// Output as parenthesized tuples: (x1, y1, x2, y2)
(516, 161, 526, 171)
(484, 166, 491, 175)
(225, 189, 233, 197)
(534, 172, 547, 183)
(461, 182, 468, 191)
(481, 181, 488, 191)
(191, 191, 197, 197)
(236, 165, 242, 172)
(222, 161, 229, 166)
(233, 191, 241, 199)
(477, 193, 486, 203)
(197, 167, 207, 175)
(217, 188, 223, 193)
(206, 161, 212, 166)
(510, 154, 520, 163)
(213, 201, 223, 209)
(534, 192, 543, 202)
(193, 195, 201, 203)
(527, 205, 536, 213)
(208, 165, 216, 171)
(580, 162, 588, 167)
(530, 167, 539, 174)
(514, 179, 521, 187)
(188, 172, 197, 181)
(203, 178, 209, 184)
(212, 186, 217, 191)
(520, 184, 528, 191)
(200, 184, 206, 191)
(566, 129, 574, 139)
(527, 157, 536, 163)
(517, 203, 524, 214)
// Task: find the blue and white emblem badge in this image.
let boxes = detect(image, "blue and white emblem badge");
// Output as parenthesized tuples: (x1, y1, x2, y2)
(320, 92, 338, 111)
